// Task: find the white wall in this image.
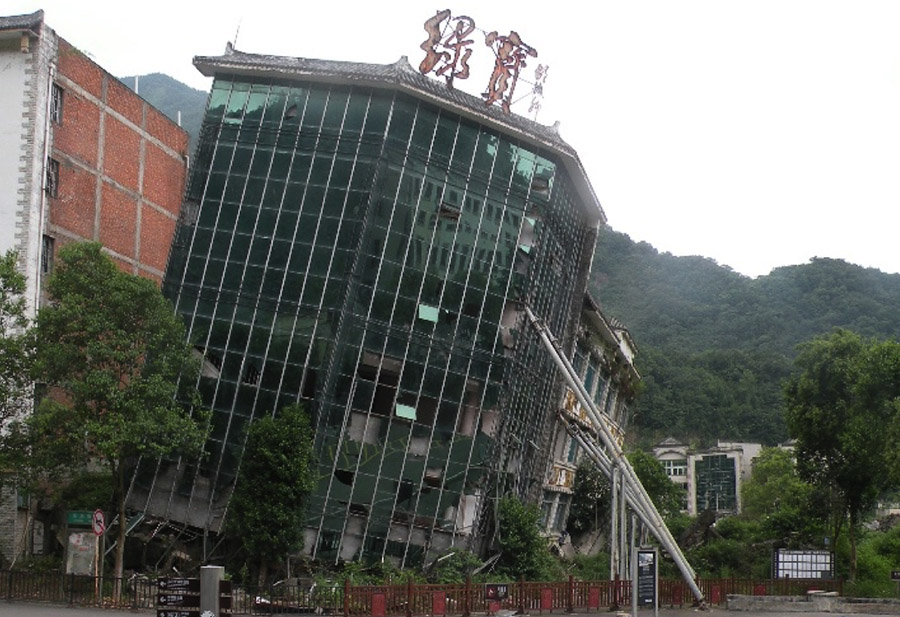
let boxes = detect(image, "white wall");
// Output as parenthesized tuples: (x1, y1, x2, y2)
(0, 39, 31, 255)
(0, 29, 55, 319)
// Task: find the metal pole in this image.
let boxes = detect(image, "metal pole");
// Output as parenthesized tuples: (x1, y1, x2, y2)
(610, 462, 619, 580)
(524, 306, 704, 606)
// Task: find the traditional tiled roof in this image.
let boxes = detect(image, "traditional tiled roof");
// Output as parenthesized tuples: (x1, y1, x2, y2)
(194, 45, 605, 223)
(0, 10, 43, 33)
(657, 436, 684, 447)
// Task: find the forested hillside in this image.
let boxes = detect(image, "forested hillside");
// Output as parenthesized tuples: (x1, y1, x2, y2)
(591, 227, 900, 447)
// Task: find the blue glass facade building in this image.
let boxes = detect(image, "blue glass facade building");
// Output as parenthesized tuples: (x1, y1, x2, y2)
(128, 49, 605, 567)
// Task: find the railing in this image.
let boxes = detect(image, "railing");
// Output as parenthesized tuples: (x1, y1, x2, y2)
(0, 571, 157, 609)
(0, 571, 843, 614)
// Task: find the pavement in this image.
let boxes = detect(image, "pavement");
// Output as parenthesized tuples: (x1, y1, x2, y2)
(0, 602, 143, 616)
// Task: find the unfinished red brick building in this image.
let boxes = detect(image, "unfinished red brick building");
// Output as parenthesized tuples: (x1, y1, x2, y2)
(0, 9, 189, 314)
(0, 9, 190, 563)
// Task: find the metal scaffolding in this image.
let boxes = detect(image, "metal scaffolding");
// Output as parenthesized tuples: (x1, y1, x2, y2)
(524, 306, 705, 606)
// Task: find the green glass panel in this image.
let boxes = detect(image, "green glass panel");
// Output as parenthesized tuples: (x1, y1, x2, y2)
(323, 90, 349, 130)
(386, 97, 416, 147)
(417, 304, 439, 322)
(395, 404, 416, 421)
(302, 89, 328, 129)
(224, 89, 248, 124)
(344, 92, 368, 135)
(362, 97, 390, 144)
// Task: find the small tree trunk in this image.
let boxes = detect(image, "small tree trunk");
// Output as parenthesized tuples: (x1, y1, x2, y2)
(848, 517, 857, 581)
(257, 558, 268, 588)
(114, 462, 127, 602)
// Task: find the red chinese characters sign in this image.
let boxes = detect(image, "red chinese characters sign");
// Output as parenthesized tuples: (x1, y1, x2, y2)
(418, 9, 543, 116)
(420, 9, 476, 88)
(482, 30, 537, 113)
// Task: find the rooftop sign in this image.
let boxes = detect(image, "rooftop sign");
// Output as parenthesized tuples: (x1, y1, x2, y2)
(419, 9, 547, 117)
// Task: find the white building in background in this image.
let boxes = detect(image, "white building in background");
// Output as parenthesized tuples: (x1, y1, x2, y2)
(653, 438, 763, 516)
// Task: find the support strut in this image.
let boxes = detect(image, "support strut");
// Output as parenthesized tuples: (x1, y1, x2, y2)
(524, 306, 705, 606)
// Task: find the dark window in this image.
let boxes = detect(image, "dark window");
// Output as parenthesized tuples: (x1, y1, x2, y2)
(41, 235, 54, 274)
(439, 201, 461, 221)
(46, 158, 59, 197)
(50, 83, 64, 125)
(242, 363, 260, 386)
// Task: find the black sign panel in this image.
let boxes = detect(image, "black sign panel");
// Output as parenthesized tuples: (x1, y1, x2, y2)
(159, 578, 201, 592)
(156, 611, 200, 617)
(157, 593, 201, 607)
(485, 583, 509, 600)
(636, 549, 657, 607)
(892, 571, 900, 580)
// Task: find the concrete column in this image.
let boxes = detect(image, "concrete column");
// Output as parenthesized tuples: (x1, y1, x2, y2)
(200, 565, 224, 616)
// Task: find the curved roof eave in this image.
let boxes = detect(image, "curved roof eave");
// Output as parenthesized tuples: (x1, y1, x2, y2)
(194, 48, 606, 226)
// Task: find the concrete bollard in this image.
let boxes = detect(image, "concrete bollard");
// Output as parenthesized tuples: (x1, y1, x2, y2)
(200, 565, 224, 616)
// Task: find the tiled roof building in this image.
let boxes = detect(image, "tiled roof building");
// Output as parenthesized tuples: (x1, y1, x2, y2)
(129, 45, 604, 566)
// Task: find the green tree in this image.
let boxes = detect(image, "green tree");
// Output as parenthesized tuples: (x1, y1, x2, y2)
(567, 458, 610, 534)
(227, 403, 315, 585)
(740, 447, 824, 545)
(784, 329, 900, 579)
(0, 249, 33, 429)
(628, 449, 683, 519)
(25, 242, 205, 591)
(496, 496, 556, 580)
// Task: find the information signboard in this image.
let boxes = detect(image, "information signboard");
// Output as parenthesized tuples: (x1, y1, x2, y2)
(157, 593, 200, 607)
(159, 578, 202, 592)
(633, 547, 658, 616)
(67, 511, 93, 526)
(157, 577, 201, 617)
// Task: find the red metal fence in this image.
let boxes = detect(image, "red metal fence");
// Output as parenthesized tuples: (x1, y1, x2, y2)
(0, 571, 843, 614)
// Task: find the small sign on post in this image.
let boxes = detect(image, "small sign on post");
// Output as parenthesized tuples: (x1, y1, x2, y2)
(157, 577, 201, 617)
(485, 584, 508, 600)
(92, 509, 105, 536)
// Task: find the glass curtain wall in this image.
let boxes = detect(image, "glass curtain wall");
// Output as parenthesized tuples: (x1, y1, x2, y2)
(133, 73, 596, 567)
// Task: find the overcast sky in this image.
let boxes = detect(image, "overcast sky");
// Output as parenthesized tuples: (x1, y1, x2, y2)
(9, 0, 900, 278)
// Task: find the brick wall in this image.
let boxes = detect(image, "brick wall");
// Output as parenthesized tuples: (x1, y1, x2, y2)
(48, 38, 189, 282)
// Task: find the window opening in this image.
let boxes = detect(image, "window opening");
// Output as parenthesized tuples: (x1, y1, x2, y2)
(242, 363, 260, 385)
(334, 469, 355, 486)
(50, 83, 64, 124)
(358, 353, 401, 416)
(46, 158, 59, 197)
(439, 201, 461, 221)
(41, 235, 54, 274)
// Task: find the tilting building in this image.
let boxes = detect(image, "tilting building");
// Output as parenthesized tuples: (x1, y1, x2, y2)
(542, 294, 640, 540)
(128, 45, 605, 567)
(0, 10, 190, 563)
